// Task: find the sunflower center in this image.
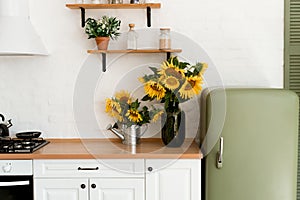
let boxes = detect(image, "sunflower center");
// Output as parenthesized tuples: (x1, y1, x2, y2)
(165, 68, 182, 79)
(119, 96, 129, 102)
(151, 83, 162, 91)
(166, 77, 178, 86)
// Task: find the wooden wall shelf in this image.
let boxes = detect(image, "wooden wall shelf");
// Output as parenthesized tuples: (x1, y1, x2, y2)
(87, 49, 182, 72)
(66, 3, 161, 9)
(66, 3, 161, 27)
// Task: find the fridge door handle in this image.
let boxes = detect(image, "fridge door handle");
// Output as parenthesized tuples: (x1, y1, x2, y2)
(216, 137, 223, 169)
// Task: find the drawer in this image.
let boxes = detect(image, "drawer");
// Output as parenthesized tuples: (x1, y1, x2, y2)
(0, 160, 32, 175)
(33, 159, 144, 178)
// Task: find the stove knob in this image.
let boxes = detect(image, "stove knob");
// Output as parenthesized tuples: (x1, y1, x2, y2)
(2, 163, 12, 173)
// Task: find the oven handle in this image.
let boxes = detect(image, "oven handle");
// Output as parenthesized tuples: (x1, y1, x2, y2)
(0, 180, 30, 187)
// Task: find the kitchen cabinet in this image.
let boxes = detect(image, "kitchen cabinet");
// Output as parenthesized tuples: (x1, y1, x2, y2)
(33, 158, 200, 200)
(145, 159, 201, 200)
(34, 179, 89, 200)
(33, 159, 144, 200)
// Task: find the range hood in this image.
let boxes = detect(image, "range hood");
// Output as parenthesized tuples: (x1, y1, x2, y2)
(0, 0, 48, 56)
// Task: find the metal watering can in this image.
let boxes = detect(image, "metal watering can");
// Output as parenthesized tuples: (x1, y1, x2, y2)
(106, 123, 147, 145)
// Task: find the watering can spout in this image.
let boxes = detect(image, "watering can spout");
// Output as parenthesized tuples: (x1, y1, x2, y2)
(106, 124, 125, 141)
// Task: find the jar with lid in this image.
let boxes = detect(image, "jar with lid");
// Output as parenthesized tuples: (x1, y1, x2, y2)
(159, 28, 171, 50)
(127, 23, 138, 50)
(110, 0, 123, 4)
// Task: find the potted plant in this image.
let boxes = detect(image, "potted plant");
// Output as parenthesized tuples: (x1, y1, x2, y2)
(85, 16, 121, 50)
(139, 57, 207, 147)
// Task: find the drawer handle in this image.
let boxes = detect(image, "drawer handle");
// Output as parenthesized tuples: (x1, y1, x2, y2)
(78, 167, 99, 171)
(81, 184, 86, 189)
(148, 167, 153, 172)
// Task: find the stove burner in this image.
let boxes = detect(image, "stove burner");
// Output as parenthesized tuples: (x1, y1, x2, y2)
(0, 137, 49, 153)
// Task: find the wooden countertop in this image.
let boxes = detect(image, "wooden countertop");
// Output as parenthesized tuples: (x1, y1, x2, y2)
(0, 139, 202, 160)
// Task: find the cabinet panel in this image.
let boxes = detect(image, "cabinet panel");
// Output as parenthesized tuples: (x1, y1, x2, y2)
(146, 159, 201, 200)
(34, 179, 88, 200)
(34, 159, 144, 178)
(90, 178, 144, 200)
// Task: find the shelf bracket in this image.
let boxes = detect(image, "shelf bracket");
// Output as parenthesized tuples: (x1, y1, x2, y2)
(147, 6, 151, 27)
(102, 53, 107, 72)
(166, 52, 171, 60)
(80, 7, 85, 28)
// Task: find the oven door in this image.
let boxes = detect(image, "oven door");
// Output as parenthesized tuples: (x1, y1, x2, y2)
(0, 176, 33, 200)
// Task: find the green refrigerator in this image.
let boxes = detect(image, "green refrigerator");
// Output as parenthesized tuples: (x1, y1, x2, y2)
(201, 88, 299, 200)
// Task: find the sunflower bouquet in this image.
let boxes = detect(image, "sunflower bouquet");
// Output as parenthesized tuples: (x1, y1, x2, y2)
(105, 90, 163, 127)
(139, 57, 207, 111)
(139, 56, 207, 146)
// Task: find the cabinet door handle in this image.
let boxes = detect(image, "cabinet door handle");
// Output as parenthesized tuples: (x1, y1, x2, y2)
(81, 184, 86, 189)
(148, 167, 153, 172)
(91, 184, 96, 189)
(78, 167, 99, 171)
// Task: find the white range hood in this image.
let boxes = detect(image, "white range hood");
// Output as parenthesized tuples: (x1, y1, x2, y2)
(0, 0, 48, 56)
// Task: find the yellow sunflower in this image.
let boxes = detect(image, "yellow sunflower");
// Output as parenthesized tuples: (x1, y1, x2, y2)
(162, 76, 180, 90)
(126, 109, 142, 123)
(159, 61, 185, 80)
(144, 81, 166, 100)
(188, 76, 203, 94)
(105, 98, 113, 114)
(152, 110, 164, 122)
(115, 90, 131, 104)
(179, 76, 203, 99)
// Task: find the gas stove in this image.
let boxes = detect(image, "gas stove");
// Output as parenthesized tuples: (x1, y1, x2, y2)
(0, 137, 49, 153)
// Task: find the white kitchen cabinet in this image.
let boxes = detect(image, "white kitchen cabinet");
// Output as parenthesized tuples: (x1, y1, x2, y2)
(145, 159, 201, 200)
(34, 179, 89, 200)
(90, 178, 144, 200)
(34, 159, 145, 200)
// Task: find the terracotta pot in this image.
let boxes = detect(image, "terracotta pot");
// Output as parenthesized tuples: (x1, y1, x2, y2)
(95, 37, 110, 50)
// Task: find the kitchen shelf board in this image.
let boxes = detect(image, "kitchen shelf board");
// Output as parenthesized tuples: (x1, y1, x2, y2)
(66, 3, 161, 9)
(66, 3, 161, 27)
(87, 49, 182, 72)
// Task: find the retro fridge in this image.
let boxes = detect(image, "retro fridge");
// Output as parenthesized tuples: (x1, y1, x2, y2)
(201, 88, 299, 200)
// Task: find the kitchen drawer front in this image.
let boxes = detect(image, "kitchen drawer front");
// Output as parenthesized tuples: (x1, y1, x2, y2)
(0, 160, 32, 175)
(34, 159, 144, 178)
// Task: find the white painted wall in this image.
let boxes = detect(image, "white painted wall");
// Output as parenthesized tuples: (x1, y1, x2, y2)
(0, 0, 284, 138)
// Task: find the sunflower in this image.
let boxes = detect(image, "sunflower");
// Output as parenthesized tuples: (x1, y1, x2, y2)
(162, 76, 180, 90)
(187, 76, 203, 94)
(144, 81, 166, 100)
(105, 98, 113, 114)
(126, 109, 142, 123)
(115, 90, 131, 104)
(151, 110, 164, 122)
(159, 62, 185, 80)
(179, 76, 203, 99)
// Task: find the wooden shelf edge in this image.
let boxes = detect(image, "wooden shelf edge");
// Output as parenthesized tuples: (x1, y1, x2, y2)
(87, 49, 182, 54)
(66, 3, 161, 9)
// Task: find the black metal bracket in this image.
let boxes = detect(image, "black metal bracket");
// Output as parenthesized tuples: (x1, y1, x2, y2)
(80, 7, 85, 28)
(100, 52, 172, 72)
(102, 53, 107, 72)
(166, 52, 171, 60)
(147, 6, 151, 27)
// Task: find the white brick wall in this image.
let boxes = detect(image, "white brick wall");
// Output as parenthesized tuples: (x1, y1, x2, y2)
(0, 0, 284, 138)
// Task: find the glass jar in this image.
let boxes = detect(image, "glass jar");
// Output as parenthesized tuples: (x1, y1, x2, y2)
(127, 24, 138, 50)
(159, 28, 171, 50)
(110, 0, 123, 4)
